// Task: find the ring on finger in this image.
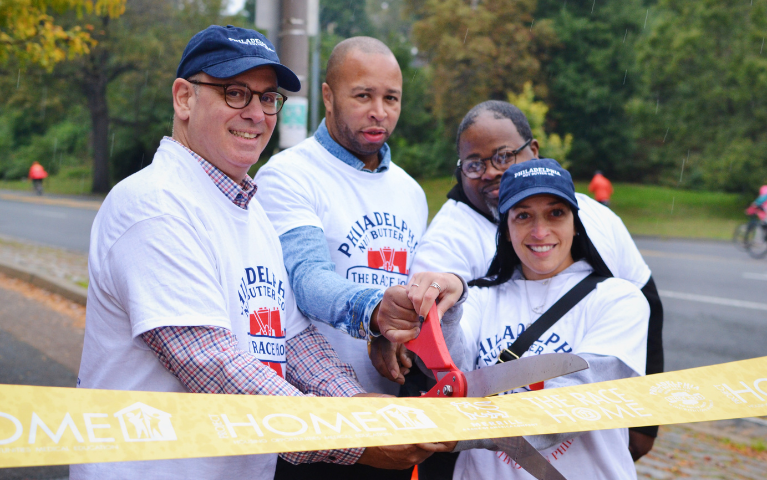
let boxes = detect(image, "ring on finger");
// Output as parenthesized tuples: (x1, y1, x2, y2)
(411, 283, 420, 288)
(429, 282, 443, 293)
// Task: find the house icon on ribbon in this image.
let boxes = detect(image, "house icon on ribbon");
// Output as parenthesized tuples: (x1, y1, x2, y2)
(114, 402, 177, 442)
(376, 404, 437, 430)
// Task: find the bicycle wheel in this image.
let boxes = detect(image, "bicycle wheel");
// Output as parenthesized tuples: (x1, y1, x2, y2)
(746, 224, 767, 258)
(733, 223, 750, 251)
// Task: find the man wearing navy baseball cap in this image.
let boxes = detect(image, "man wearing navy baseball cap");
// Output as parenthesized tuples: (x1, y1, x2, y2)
(72, 26, 437, 480)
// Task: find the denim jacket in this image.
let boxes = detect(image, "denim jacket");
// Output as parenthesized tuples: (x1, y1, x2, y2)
(278, 120, 391, 339)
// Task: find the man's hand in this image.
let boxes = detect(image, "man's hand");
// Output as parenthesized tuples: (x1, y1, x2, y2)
(628, 431, 655, 461)
(369, 336, 413, 384)
(417, 441, 457, 453)
(370, 285, 420, 343)
(350, 392, 442, 469)
(356, 444, 435, 470)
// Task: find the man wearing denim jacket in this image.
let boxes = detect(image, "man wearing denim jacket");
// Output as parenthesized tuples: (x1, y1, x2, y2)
(256, 37, 445, 479)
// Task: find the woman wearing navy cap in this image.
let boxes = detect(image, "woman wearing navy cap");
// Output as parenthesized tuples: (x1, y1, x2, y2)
(407, 158, 649, 480)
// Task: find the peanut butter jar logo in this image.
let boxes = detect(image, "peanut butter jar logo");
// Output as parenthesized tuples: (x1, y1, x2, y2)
(649, 381, 714, 412)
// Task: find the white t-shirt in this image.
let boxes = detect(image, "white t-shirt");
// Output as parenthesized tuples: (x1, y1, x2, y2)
(72, 138, 310, 480)
(453, 261, 649, 480)
(255, 136, 428, 394)
(410, 193, 651, 288)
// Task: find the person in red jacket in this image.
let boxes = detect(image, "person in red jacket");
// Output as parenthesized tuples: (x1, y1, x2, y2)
(589, 170, 613, 207)
(28, 161, 48, 196)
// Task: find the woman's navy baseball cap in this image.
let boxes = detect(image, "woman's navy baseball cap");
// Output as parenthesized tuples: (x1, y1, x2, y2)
(176, 25, 301, 92)
(498, 158, 579, 214)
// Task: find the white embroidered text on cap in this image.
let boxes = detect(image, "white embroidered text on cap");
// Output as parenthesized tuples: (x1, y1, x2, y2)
(228, 37, 275, 52)
(514, 167, 562, 178)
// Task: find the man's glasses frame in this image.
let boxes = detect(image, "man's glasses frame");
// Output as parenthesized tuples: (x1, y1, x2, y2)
(186, 80, 287, 115)
(457, 138, 533, 179)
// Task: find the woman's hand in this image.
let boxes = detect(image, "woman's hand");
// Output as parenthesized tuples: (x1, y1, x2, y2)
(372, 272, 463, 344)
(405, 272, 464, 328)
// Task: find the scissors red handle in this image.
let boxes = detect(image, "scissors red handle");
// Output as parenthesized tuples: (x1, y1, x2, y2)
(404, 303, 467, 397)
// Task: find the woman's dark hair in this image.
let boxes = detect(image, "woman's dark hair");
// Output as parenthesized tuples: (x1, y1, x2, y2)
(469, 206, 611, 287)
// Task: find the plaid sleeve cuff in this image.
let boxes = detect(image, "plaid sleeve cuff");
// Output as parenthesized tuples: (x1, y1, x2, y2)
(286, 325, 366, 397)
(141, 326, 303, 396)
(279, 447, 365, 465)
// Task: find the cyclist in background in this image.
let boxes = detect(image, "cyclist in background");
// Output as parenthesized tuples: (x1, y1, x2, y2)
(746, 185, 767, 221)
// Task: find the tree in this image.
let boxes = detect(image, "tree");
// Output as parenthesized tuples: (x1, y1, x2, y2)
(629, 0, 767, 193)
(406, 0, 557, 135)
(536, 0, 650, 180)
(507, 81, 572, 167)
(0, 0, 125, 69)
(56, 0, 224, 192)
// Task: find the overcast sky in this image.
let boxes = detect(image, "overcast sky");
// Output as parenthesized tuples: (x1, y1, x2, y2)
(226, 0, 246, 15)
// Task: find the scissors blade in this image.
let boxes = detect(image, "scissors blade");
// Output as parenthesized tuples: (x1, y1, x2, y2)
(464, 353, 588, 398)
(495, 437, 568, 480)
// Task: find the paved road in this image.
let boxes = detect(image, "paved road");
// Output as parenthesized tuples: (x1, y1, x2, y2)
(0, 286, 80, 480)
(635, 237, 767, 372)
(0, 192, 99, 253)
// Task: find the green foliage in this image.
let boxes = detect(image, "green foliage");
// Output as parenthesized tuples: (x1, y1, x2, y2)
(0, 0, 126, 69)
(407, 0, 557, 136)
(321, 0, 375, 37)
(0, 65, 91, 180)
(536, 0, 649, 181)
(419, 175, 457, 221)
(507, 82, 572, 167)
(387, 37, 456, 179)
(630, 0, 767, 194)
(2, 117, 90, 179)
(0, 0, 231, 190)
(0, 166, 96, 195)
(2, 0, 765, 198)
(573, 181, 744, 239)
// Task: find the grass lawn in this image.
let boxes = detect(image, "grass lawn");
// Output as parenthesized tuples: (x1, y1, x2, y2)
(419, 176, 746, 240)
(0, 174, 98, 197)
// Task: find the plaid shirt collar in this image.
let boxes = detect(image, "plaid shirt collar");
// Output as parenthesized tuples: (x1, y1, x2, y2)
(166, 136, 257, 209)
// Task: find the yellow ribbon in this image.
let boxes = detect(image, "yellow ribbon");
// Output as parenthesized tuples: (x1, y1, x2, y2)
(1, 356, 765, 468)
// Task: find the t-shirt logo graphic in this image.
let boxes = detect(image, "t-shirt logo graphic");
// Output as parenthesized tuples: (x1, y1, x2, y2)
(368, 247, 408, 274)
(249, 307, 286, 378)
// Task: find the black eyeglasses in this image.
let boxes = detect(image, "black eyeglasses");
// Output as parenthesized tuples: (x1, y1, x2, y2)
(457, 138, 532, 179)
(187, 80, 287, 115)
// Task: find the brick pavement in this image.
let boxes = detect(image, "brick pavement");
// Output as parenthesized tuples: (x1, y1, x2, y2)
(637, 420, 767, 479)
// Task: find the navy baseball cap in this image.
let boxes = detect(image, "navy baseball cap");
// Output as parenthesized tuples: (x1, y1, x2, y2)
(498, 158, 579, 214)
(176, 25, 301, 92)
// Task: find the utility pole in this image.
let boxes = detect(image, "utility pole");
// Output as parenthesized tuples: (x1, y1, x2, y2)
(277, 0, 309, 149)
(308, 0, 320, 134)
(255, 0, 280, 49)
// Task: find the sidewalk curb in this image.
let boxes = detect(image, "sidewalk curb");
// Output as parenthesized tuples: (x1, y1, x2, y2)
(0, 260, 87, 306)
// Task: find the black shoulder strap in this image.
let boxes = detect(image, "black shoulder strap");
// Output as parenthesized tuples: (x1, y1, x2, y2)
(498, 273, 609, 363)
